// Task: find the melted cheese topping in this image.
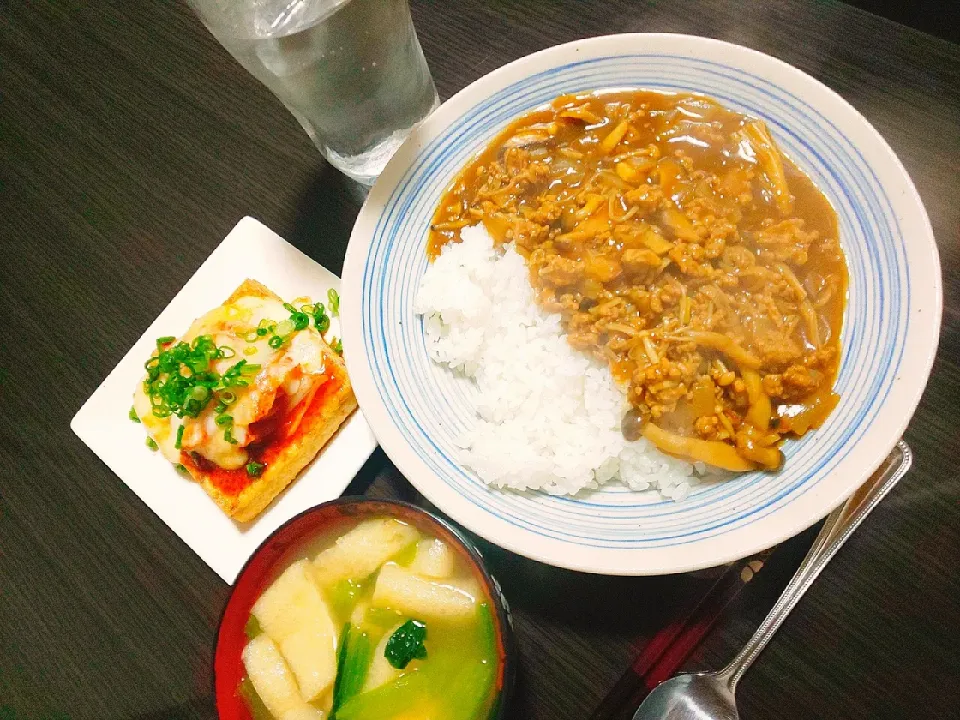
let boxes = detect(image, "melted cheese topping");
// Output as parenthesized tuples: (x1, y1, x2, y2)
(134, 296, 328, 470)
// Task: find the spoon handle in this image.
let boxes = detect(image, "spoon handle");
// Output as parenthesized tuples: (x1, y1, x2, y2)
(720, 441, 912, 690)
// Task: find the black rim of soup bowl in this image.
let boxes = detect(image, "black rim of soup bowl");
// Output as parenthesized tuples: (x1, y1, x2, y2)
(214, 496, 517, 720)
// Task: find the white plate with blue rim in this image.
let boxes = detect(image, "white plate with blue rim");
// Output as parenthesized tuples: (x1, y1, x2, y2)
(340, 34, 942, 575)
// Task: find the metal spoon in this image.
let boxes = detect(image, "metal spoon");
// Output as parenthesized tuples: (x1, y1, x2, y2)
(632, 441, 912, 720)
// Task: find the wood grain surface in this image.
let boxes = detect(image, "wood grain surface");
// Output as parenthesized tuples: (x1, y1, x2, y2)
(1, 1, 957, 719)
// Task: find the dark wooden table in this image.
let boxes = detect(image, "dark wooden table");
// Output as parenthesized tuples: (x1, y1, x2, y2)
(2, 1, 958, 718)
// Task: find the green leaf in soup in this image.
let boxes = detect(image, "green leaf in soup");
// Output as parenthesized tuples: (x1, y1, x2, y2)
(243, 614, 263, 641)
(442, 658, 496, 720)
(364, 606, 404, 629)
(239, 676, 273, 720)
(329, 577, 367, 621)
(392, 541, 419, 567)
(333, 669, 430, 720)
(332, 623, 351, 710)
(332, 623, 374, 713)
(476, 603, 498, 662)
(384, 619, 428, 669)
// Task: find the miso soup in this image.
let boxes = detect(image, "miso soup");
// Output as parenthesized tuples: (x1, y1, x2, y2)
(239, 517, 501, 720)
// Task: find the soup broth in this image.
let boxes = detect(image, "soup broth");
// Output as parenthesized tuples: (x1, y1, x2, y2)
(240, 517, 499, 720)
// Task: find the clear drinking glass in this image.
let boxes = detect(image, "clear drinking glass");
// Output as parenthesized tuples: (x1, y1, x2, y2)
(188, 0, 439, 185)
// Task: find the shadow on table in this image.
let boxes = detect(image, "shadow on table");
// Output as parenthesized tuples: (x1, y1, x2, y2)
(478, 540, 720, 635)
(366, 470, 725, 635)
(342, 447, 391, 497)
(286, 162, 366, 276)
(130, 695, 213, 720)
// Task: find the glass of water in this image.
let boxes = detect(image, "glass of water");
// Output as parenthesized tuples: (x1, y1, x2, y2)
(188, 0, 439, 185)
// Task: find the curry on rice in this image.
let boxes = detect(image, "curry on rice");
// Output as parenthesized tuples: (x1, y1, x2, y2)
(428, 90, 847, 472)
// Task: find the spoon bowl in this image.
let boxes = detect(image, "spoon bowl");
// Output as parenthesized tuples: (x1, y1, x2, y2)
(637, 673, 738, 720)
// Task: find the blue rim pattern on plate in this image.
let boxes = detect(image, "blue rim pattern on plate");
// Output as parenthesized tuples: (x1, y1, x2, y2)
(359, 53, 908, 549)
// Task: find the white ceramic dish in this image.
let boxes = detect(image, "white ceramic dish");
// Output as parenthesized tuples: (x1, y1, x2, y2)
(73, 217, 377, 582)
(341, 34, 942, 575)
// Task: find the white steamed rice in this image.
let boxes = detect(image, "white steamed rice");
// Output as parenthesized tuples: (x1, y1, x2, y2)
(414, 225, 708, 499)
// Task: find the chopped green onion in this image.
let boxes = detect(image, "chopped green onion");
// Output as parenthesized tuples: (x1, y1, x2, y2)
(184, 358, 207, 374)
(283, 303, 297, 314)
(304, 302, 332, 333)
(268, 335, 284, 349)
(332, 338, 343, 355)
(193, 335, 215, 353)
(275, 320, 294, 336)
(138, 323, 270, 432)
(194, 372, 219, 386)
(241, 330, 259, 343)
(174, 425, 185, 449)
(146, 437, 159, 451)
(129, 406, 141, 423)
(246, 461, 266, 478)
(328, 289, 340, 315)
(215, 414, 233, 427)
(291, 312, 310, 331)
(175, 463, 187, 474)
(243, 345, 258, 356)
(143, 333, 238, 418)
(220, 360, 255, 387)
(156, 336, 176, 347)
(224, 428, 237, 445)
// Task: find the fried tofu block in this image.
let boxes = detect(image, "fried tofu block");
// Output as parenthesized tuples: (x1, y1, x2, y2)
(409, 538, 457, 579)
(242, 635, 302, 717)
(312, 519, 420, 587)
(371, 563, 478, 621)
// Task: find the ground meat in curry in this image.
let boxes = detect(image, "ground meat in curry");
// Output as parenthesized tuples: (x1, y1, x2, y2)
(428, 90, 847, 472)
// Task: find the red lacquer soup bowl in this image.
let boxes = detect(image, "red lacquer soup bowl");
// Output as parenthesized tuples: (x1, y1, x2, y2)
(214, 497, 516, 719)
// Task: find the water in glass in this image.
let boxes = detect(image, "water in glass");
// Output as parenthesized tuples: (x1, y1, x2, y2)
(191, 0, 439, 184)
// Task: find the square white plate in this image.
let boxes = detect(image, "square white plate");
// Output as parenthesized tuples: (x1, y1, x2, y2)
(72, 216, 377, 582)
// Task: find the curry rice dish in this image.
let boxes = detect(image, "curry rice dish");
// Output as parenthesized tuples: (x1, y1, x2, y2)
(425, 89, 847, 477)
